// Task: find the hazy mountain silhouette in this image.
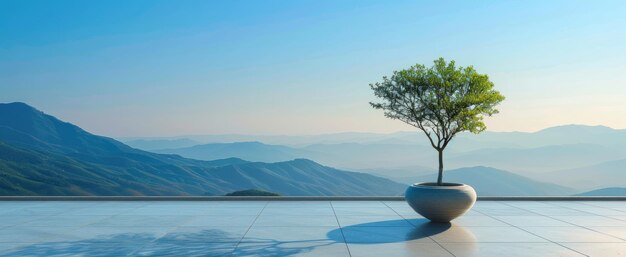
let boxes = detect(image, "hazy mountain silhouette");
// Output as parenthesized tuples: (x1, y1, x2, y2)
(576, 187, 626, 196)
(125, 138, 200, 150)
(0, 102, 404, 196)
(394, 166, 576, 196)
(154, 141, 312, 163)
(145, 125, 626, 177)
(156, 141, 436, 171)
(446, 143, 626, 172)
(542, 158, 626, 191)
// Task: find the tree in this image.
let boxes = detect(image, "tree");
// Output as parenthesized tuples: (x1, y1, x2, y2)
(370, 58, 505, 185)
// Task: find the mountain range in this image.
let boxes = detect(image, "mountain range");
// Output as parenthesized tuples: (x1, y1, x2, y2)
(1, 102, 622, 196)
(394, 166, 576, 196)
(0, 102, 404, 196)
(142, 125, 626, 191)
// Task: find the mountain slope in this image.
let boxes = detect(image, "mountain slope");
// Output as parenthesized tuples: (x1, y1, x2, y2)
(576, 187, 626, 196)
(155, 142, 310, 163)
(394, 166, 576, 196)
(446, 144, 626, 172)
(542, 159, 626, 191)
(0, 102, 404, 196)
(125, 138, 200, 151)
(200, 159, 404, 196)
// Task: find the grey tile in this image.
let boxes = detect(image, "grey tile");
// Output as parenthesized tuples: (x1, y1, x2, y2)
(586, 226, 626, 240)
(582, 201, 626, 209)
(22, 215, 110, 227)
(62, 207, 138, 215)
(0, 243, 29, 254)
(54, 226, 171, 244)
(203, 207, 265, 216)
(183, 215, 258, 227)
(387, 206, 421, 216)
(450, 215, 510, 227)
(133, 242, 237, 257)
(332, 207, 399, 216)
(262, 206, 335, 216)
(522, 207, 595, 216)
(3, 207, 69, 216)
(340, 226, 434, 244)
(332, 201, 387, 208)
(254, 215, 338, 227)
(0, 226, 77, 243)
(3, 242, 146, 256)
(120, 208, 196, 216)
(382, 201, 410, 207)
(337, 216, 412, 227)
(266, 201, 331, 208)
(473, 207, 537, 216)
(0, 215, 49, 227)
(610, 216, 626, 222)
(212, 201, 268, 208)
(399, 209, 484, 219)
(550, 215, 626, 227)
(242, 226, 338, 243)
(157, 226, 249, 243)
(503, 201, 554, 208)
(547, 202, 626, 216)
(430, 226, 547, 243)
(492, 216, 575, 227)
(91, 215, 195, 227)
(2, 200, 626, 256)
(234, 242, 350, 257)
(523, 226, 623, 243)
(348, 242, 453, 257)
(442, 242, 585, 257)
(562, 243, 626, 257)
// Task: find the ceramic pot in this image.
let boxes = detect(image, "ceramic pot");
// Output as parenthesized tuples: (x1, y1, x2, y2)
(405, 182, 477, 223)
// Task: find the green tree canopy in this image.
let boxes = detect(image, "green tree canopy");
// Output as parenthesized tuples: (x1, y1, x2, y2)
(370, 58, 505, 185)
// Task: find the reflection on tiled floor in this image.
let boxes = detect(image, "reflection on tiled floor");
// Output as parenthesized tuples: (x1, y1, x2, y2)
(0, 201, 624, 256)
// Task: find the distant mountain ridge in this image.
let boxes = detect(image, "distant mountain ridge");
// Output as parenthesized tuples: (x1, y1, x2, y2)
(155, 141, 309, 163)
(143, 124, 626, 189)
(541, 158, 626, 191)
(0, 102, 404, 196)
(576, 187, 626, 196)
(394, 166, 576, 196)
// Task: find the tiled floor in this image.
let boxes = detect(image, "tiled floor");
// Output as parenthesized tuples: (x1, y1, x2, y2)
(0, 201, 624, 256)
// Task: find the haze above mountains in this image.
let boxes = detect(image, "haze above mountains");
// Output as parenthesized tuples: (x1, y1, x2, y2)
(0, 102, 624, 196)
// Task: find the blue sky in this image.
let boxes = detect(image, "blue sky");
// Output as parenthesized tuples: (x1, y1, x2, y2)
(1, 0, 625, 137)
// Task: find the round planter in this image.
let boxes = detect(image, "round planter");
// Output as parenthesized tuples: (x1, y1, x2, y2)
(405, 182, 477, 223)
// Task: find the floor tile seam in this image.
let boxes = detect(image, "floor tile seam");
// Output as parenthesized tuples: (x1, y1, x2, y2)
(380, 202, 419, 228)
(381, 201, 456, 257)
(540, 216, 626, 242)
(330, 201, 353, 257)
(575, 202, 626, 214)
(487, 213, 590, 257)
(230, 201, 270, 257)
(547, 215, 626, 226)
(542, 201, 626, 217)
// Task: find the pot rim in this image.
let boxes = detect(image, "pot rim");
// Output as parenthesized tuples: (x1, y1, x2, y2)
(410, 182, 471, 188)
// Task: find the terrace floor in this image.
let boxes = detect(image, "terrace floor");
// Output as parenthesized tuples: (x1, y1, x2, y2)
(0, 201, 624, 256)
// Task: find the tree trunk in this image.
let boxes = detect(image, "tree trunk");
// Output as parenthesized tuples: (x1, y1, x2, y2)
(437, 149, 444, 186)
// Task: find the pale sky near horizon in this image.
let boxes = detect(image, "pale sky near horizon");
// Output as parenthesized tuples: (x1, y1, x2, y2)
(2, 0, 626, 137)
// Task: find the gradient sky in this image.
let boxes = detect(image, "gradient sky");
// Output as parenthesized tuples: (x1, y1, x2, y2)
(2, 0, 626, 137)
